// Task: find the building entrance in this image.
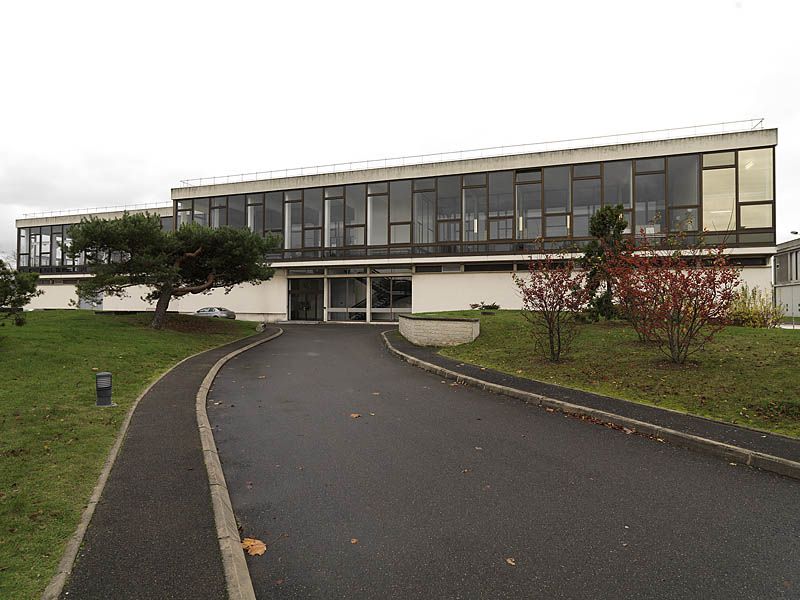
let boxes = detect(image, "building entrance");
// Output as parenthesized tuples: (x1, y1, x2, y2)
(289, 278, 324, 321)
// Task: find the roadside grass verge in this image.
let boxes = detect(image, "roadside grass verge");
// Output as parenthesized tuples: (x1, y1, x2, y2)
(0, 310, 254, 599)
(418, 310, 800, 438)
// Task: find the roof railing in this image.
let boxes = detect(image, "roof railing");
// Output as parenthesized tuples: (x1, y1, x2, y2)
(178, 118, 765, 188)
(22, 201, 171, 220)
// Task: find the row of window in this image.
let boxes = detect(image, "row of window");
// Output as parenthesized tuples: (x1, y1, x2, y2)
(776, 249, 800, 284)
(173, 147, 775, 257)
(17, 217, 173, 271)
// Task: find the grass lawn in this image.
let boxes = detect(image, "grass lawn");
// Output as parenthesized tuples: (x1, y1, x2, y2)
(0, 310, 254, 599)
(421, 310, 800, 438)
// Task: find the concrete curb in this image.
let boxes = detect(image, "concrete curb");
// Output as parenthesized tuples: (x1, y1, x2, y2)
(196, 329, 284, 600)
(40, 341, 234, 600)
(381, 331, 800, 482)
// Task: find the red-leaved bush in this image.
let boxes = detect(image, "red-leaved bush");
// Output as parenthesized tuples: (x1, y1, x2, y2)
(513, 253, 589, 362)
(608, 235, 741, 364)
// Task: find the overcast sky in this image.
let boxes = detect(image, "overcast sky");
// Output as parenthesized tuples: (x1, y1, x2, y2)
(1, 0, 798, 255)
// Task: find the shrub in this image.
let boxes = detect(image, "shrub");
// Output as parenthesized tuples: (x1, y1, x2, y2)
(609, 235, 741, 364)
(469, 301, 500, 311)
(729, 284, 784, 328)
(513, 254, 589, 362)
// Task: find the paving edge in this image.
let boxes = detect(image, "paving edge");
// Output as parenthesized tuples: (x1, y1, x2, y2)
(196, 328, 284, 600)
(40, 333, 265, 600)
(381, 331, 800, 482)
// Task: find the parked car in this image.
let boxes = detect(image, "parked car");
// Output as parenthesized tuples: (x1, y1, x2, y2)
(195, 307, 236, 319)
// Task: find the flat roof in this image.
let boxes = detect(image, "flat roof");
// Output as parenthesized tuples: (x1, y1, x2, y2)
(172, 126, 777, 200)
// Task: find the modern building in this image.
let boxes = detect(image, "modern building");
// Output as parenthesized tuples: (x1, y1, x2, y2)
(774, 238, 800, 318)
(16, 121, 779, 322)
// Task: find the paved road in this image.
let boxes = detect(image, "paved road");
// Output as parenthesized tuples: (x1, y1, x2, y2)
(209, 325, 800, 600)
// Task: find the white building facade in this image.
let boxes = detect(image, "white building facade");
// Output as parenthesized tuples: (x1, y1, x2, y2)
(16, 126, 779, 322)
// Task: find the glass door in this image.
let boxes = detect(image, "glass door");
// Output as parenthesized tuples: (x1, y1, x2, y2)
(289, 278, 324, 321)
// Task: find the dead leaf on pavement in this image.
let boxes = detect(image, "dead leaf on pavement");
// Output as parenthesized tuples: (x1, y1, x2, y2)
(506, 557, 516, 566)
(258, 375, 267, 379)
(350, 413, 362, 419)
(350, 538, 359, 544)
(623, 427, 635, 435)
(242, 537, 267, 556)
(372, 392, 380, 396)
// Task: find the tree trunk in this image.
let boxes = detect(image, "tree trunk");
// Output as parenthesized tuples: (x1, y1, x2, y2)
(151, 286, 173, 330)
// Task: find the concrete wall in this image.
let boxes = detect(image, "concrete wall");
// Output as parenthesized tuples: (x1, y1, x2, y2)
(412, 271, 521, 313)
(27, 283, 78, 310)
(399, 315, 480, 347)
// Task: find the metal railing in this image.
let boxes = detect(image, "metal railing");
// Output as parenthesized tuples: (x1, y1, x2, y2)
(178, 118, 765, 188)
(22, 201, 171, 220)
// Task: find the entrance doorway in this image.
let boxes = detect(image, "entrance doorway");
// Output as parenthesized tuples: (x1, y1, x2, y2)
(289, 278, 323, 321)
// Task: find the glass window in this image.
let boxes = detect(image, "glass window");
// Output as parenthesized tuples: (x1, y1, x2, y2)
(346, 226, 365, 246)
(389, 180, 412, 222)
(670, 207, 698, 232)
(371, 277, 392, 309)
(545, 215, 568, 237)
(702, 168, 736, 231)
(212, 197, 227, 207)
(247, 204, 263, 234)
(368, 182, 388, 195)
(740, 204, 772, 229)
(463, 173, 486, 187)
(246, 193, 263, 205)
(516, 170, 541, 183)
(516, 183, 542, 239)
(161, 216, 174, 231)
(392, 277, 412, 309)
(193, 198, 209, 226)
(703, 152, 735, 167)
(304, 229, 321, 247)
(325, 198, 344, 247)
(345, 184, 366, 225)
(438, 220, 461, 242)
(738, 148, 773, 202)
(603, 161, 632, 209)
(266, 192, 283, 230)
(573, 163, 600, 178)
(635, 158, 664, 172)
(391, 223, 411, 244)
(437, 176, 461, 220)
(543, 166, 570, 213)
(368, 195, 388, 245)
(667, 155, 699, 207)
(285, 190, 302, 202)
(463, 187, 487, 242)
(635, 173, 666, 234)
(19, 228, 28, 254)
(488, 171, 513, 218)
(413, 178, 435, 191)
(414, 191, 435, 243)
(573, 178, 602, 237)
(489, 218, 513, 240)
(228, 195, 246, 229)
(177, 200, 191, 210)
(284, 202, 302, 249)
(304, 188, 323, 227)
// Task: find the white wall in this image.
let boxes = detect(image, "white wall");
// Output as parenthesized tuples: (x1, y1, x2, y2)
(26, 270, 289, 322)
(412, 271, 521, 313)
(776, 284, 800, 317)
(738, 265, 772, 294)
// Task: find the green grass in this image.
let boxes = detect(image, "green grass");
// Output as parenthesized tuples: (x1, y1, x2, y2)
(420, 310, 800, 438)
(0, 311, 254, 599)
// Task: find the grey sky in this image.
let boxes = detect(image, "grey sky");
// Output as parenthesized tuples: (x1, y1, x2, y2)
(1, 0, 798, 254)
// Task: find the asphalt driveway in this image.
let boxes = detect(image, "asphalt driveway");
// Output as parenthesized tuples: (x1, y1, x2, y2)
(208, 324, 800, 600)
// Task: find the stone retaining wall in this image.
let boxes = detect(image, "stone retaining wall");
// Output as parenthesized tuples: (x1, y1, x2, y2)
(398, 315, 480, 347)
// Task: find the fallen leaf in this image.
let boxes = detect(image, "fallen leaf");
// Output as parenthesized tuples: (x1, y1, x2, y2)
(350, 538, 359, 544)
(350, 413, 361, 419)
(623, 427, 635, 435)
(369, 412, 375, 416)
(474, 446, 483, 451)
(505, 557, 516, 566)
(242, 537, 267, 556)
(258, 375, 267, 379)
(545, 407, 555, 413)
(246, 481, 253, 490)
(462, 469, 471, 474)
(371, 392, 380, 396)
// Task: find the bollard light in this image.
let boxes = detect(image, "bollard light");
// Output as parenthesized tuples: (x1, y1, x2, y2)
(95, 372, 116, 407)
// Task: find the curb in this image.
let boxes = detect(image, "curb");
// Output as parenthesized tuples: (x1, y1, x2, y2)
(196, 328, 284, 600)
(381, 331, 800, 482)
(40, 340, 239, 600)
